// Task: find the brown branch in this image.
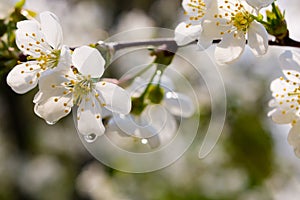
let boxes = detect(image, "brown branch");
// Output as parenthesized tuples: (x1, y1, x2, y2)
(107, 37, 300, 52)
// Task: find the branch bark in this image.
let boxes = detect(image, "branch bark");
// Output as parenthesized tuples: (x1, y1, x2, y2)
(106, 37, 300, 52)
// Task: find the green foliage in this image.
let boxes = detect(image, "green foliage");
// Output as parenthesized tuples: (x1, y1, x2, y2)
(226, 107, 274, 187)
(265, 2, 288, 40)
(0, 0, 27, 80)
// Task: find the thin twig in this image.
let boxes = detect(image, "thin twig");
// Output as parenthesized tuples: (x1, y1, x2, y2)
(106, 37, 300, 52)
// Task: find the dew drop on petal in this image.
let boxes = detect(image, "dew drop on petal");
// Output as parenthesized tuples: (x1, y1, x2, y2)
(46, 120, 57, 125)
(84, 133, 98, 143)
(141, 138, 148, 144)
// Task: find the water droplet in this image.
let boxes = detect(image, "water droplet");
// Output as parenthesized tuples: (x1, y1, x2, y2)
(46, 120, 57, 125)
(141, 138, 148, 144)
(84, 133, 98, 143)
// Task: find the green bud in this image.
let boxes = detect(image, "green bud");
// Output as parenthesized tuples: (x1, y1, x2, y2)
(15, 0, 26, 10)
(147, 84, 164, 104)
(265, 4, 288, 40)
(150, 45, 175, 72)
(131, 97, 147, 116)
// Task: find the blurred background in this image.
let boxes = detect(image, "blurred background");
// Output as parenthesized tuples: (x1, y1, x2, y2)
(1, 0, 300, 199)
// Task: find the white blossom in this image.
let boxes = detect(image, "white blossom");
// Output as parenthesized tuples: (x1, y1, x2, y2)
(107, 76, 195, 148)
(7, 11, 71, 94)
(34, 46, 131, 137)
(175, 0, 214, 46)
(269, 50, 300, 157)
(269, 51, 300, 124)
(199, 0, 269, 63)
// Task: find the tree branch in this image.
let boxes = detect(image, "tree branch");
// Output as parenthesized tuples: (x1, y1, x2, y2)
(106, 37, 300, 52)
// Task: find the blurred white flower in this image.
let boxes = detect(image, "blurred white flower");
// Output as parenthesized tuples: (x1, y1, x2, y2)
(200, 0, 269, 63)
(107, 75, 195, 148)
(0, 0, 13, 18)
(34, 46, 131, 137)
(174, 0, 209, 46)
(246, 0, 274, 10)
(7, 11, 71, 94)
(76, 162, 128, 200)
(268, 51, 300, 124)
(269, 50, 300, 157)
(18, 156, 65, 198)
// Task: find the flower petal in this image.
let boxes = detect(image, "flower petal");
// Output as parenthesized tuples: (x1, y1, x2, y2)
(248, 21, 268, 56)
(246, 0, 274, 10)
(164, 91, 195, 117)
(39, 11, 63, 49)
(72, 46, 105, 78)
(143, 105, 177, 148)
(34, 94, 72, 124)
(77, 96, 105, 136)
(215, 32, 246, 63)
(109, 114, 138, 136)
(288, 121, 300, 158)
(270, 78, 295, 94)
(95, 81, 131, 114)
(279, 50, 300, 83)
(269, 109, 296, 124)
(16, 19, 40, 31)
(6, 62, 40, 94)
(37, 69, 74, 100)
(16, 20, 51, 57)
(174, 22, 201, 46)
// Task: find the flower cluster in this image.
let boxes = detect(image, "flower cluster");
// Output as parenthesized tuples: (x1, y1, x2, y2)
(6, 12, 131, 138)
(175, 0, 274, 63)
(269, 50, 300, 157)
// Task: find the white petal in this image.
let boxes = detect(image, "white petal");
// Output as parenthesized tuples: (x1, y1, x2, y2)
(164, 91, 195, 117)
(38, 69, 73, 95)
(279, 50, 300, 83)
(34, 94, 72, 124)
(95, 81, 131, 114)
(270, 78, 295, 94)
(77, 96, 105, 136)
(16, 20, 51, 57)
(268, 99, 277, 108)
(215, 32, 246, 64)
(246, 0, 274, 10)
(109, 114, 138, 136)
(6, 62, 40, 94)
(40, 11, 63, 49)
(197, 19, 225, 49)
(174, 22, 201, 46)
(143, 105, 177, 148)
(248, 21, 268, 56)
(33, 91, 43, 104)
(288, 121, 300, 158)
(270, 109, 296, 124)
(16, 19, 40, 30)
(202, 18, 228, 38)
(182, 0, 201, 15)
(72, 46, 105, 78)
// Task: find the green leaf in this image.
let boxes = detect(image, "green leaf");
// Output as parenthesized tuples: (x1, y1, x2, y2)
(15, 0, 26, 9)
